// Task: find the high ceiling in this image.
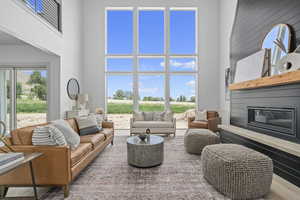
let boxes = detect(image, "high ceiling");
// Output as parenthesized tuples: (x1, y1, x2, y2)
(0, 30, 26, 45)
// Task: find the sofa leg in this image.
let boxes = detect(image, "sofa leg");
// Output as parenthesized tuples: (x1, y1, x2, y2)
(63, 185, 70, 198)
(0, 186, 8, 198)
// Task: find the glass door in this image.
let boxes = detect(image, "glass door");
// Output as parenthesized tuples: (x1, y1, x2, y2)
(0, 67, 48, 131)
(16, 69, 48, 128)
(0, 69, 13, 133)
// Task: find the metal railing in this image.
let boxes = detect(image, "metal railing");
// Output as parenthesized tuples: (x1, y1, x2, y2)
(21, 0, 61, 32)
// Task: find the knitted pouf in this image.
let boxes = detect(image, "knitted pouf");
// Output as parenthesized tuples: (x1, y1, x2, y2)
(184, 129, 220, 154)
(202, 144, 273, 200)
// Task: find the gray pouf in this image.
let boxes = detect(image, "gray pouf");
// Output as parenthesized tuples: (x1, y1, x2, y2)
(202, 144, 273, 200)
(184, 129, 220, 154)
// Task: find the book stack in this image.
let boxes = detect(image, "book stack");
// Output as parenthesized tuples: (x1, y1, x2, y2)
(0, 153, 24, 171)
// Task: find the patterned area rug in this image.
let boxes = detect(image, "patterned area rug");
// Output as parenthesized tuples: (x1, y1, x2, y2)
(41, 136, 263, 200)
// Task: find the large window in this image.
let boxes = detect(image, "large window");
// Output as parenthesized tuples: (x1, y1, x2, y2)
(106, 7, 197, 129)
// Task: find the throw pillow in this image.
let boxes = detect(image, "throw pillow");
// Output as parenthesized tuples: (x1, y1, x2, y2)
(195, 110, 207, 121)
(32, 125, 67, 146)
(51, 119, 80, 150)
(153, 112, 164, 121)
(163, 111, 173, 121)
(133, 111, 144, 121)
(76, 115, 101, 136)
(143, 112, 153, 121)
(89, 113, 104, 130)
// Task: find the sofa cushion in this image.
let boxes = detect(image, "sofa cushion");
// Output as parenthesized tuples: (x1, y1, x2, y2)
(190, 120, 208, 129)
(32, 125, 67, 146)
(133, 121, 174, 128)
(163, 111, 173, 121)
(101, 128, 114, 138)
(133, 111, 144, 121)
(71, 143, 93, 167)
(195, 110, 207, 121)
(80, 133, 105, 148)
(76, 115, 102, 136)
(207, 111, 218, 119)
(51, 120, 80, 150)
(65, 118, 80, 133)
(153, 112, 164, 121)
(143, 112, 153, 121)
(11, 123, 48, 145)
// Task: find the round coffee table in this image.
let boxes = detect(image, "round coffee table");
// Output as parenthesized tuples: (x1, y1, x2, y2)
(127, 135, 164, 168)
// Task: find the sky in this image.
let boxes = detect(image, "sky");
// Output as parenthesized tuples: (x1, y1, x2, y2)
(26, 0, 43, 13)
(107, 9, 196, 100)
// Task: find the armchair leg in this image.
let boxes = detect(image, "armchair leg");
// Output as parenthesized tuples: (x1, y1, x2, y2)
(0, 186, 8, 198)
(111, 140, 114, 145)
(63, 184, 70, 198)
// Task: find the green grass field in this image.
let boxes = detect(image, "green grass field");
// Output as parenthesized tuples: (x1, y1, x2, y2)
(15, 100, 194, 114)
(16, 99, 47, 113)
(107, 103, 195, 114)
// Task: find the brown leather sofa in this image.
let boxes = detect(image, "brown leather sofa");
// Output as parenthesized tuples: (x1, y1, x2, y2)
(188, 111, 221, 132)
(0, 118, 114, 198)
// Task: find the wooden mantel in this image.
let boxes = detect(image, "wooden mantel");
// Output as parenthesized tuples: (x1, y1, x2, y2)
(229, 70, 300, 90)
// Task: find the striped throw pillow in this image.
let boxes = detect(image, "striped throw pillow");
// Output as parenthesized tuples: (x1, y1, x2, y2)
(32, 125, 67, 146)
(76, 116, 101, 136)
(89, 114, 103, 130)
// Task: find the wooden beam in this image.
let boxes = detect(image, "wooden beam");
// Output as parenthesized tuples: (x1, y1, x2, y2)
(229, 70, 300, 90)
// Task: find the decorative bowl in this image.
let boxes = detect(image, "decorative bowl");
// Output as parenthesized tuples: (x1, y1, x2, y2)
(138, 133, 147, 141)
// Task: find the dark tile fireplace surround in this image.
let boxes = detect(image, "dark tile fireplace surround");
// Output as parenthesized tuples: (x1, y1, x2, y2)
(230, 83, 300, 144)
(220, 83, 300, 187)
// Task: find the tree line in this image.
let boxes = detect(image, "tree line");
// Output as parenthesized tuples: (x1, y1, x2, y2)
(111, 89, 195, 102)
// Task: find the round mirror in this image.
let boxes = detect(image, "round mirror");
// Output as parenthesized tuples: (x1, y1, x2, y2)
(67, 78, 80, 100)
(262, 24, 292, 75)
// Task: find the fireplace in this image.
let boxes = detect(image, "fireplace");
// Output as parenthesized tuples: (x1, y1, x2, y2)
(247, 106, 297, 140)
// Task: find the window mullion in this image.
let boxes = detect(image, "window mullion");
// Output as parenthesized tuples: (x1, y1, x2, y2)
(133, 7, 139, 111)
(165, 7, 171, 111)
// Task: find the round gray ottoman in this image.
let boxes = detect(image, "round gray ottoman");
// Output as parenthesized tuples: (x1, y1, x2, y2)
(184, 129, 220, 154)
(202, 144, 273, 200)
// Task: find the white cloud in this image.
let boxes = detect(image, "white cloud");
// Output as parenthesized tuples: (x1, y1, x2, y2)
(186, 80, 195, 88)
(170, 60, 196, 70)
(140, 87, 159, 94)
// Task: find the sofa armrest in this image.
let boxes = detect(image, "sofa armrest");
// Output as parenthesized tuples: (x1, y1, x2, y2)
(102, 121, 114, 129)
(0, 145, 71, 185)
(188, 116, 195, 128)
(172, 118, 176, 129)
(208, 117, 221, 132)
(130, 118, 134, 128)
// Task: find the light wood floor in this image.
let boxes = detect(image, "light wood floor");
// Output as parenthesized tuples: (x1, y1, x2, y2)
(5, 129, 300, 200)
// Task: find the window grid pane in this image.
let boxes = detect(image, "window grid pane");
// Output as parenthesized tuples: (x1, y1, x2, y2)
(170, 10, 196, 55)
(105, 8, 197, 129)
(107, 10, 133, 54)
(138, 10, 165, 54)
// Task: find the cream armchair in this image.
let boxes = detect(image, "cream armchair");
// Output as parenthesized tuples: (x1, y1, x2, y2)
(130, 111, 176, 136)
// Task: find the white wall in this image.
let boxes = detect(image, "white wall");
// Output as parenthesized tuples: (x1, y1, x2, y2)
(0, 0, 84, 118)
(0, 45, 60, 120)
(83, 0, 221, 112)
(60, 0, 84, 115)
(219, 0, 238, 124)
(0, 0, 63, 56)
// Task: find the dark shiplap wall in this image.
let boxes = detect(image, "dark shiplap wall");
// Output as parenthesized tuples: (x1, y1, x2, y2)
(230, 0, 300, 74)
